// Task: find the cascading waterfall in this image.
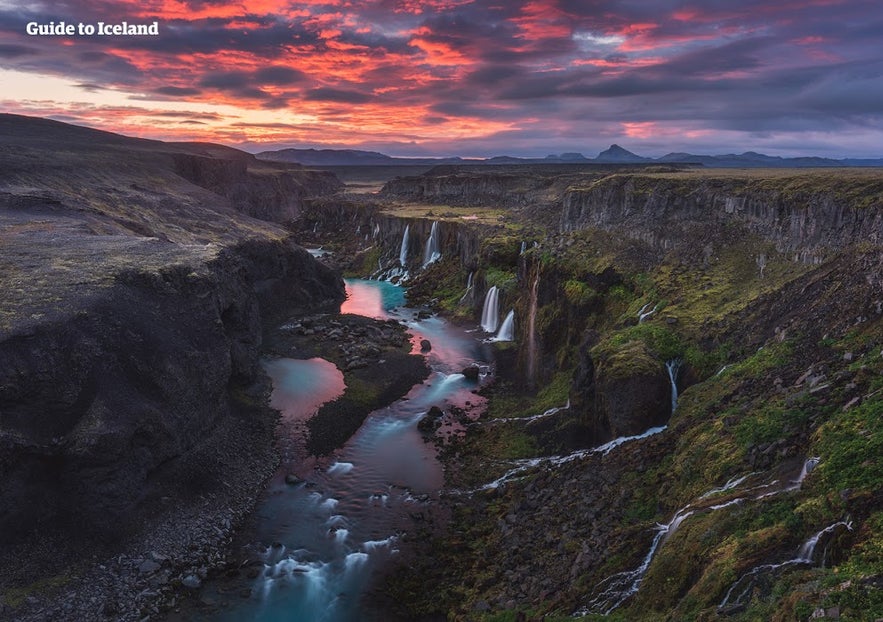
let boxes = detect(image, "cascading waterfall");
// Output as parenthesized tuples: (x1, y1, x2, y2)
(719, 520, 853, 611)
(481, 286, 500, 333)
(459, 271, 474, 305)
(493, 310, 515, 341)
(473, 424, 668, 492)
(520, 241, 527, 255)
(526, 270, 539, 388)
(422, 221, 441, 266)
(399, 225, 410, 266)
(638, 302, 658, 323)
(577, 456, 824, 616)
(666, 358, 682, 414)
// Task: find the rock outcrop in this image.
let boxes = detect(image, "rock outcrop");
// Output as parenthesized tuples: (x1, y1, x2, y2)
(561, 173, 883, 263)
(593, 341, 671, 438)
(0, 115, 346, 545)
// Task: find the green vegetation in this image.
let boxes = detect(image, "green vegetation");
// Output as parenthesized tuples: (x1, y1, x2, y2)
(484, 266, 517, 291)
(372, 167, 883, 621)
(1, 573, 74, 609)
(563, 279, 598, 307)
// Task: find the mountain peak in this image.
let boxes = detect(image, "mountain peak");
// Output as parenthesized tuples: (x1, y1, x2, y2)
(596, 144, 647, 162)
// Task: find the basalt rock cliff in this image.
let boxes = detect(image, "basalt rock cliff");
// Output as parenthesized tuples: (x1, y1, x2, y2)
(0, 115, 344, 565)
(299, 164, 883, 621)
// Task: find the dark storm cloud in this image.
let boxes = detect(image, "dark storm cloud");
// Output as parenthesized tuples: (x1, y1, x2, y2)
(154, 86, 203, 97)
(303, 87, 372, 104)
(74, 83, 106, 92)
(253, 66, 307, 85)
(0, 44, 38, 58)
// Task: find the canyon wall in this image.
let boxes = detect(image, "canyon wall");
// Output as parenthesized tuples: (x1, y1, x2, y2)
(561, 174, 883, 262)
(0, 115, 346, 542)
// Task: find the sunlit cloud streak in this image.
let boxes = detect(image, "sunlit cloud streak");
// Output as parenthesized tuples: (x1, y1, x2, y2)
(1, 0, 881, 156)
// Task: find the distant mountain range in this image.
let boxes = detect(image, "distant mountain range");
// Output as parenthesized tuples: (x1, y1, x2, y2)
(256, 144, 883, 168)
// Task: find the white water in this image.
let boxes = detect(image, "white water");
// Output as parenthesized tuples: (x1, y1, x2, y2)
(700, 474, 752, 499)
(475, 424, 668, 492)
(398, 225, 410, 266)
(719, 520, 853, 610)
(666, 359, 681, 414)
(205, 280, 491, 622)
(422, 221, 441, 266)
(459, 271, 474, 305)
(797, 520, 852, 562)
(488, 401, 570, 424)
(492, 310, 515, 341)
(481, 286, 500, 333)
(593, 425, 668, 456)
(637, 303, 658, 323)
(579, 456, 824, 616)
(520, 241, 527, 255)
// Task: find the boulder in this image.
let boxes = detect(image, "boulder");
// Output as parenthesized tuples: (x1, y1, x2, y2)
(461, 365, 481, 381)
(594, 340, 671, 438)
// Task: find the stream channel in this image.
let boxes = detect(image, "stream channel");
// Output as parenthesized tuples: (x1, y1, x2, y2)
(191, 278, 492, 621)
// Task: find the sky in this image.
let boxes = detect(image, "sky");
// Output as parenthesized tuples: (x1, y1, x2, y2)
(1, 0, 882, 158)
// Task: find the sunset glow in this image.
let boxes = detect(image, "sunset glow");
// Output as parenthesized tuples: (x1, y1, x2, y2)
(2, 0, 881, 157)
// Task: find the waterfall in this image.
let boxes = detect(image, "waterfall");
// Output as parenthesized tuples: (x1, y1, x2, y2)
(481, 286, 500, 333)
(493, 310, 515, 341)
(719, 520, 853, 610)
(526, 271, 539, 388)
(399, 225, 410, 266)
(459, 271, 474, 305)
(797, 520, 852, 562)
(666, 359, 682, 414)
(575, 456, 829, 616)
(520, 241, 527, 255)
(422, 221, 441, 266)
(638, 302, 658, 323)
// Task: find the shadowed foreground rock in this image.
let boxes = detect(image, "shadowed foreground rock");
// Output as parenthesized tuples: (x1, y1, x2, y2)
(0, 115, 345, 620)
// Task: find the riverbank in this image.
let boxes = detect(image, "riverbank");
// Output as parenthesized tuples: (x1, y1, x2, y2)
(0, 375, 281, 622)
(159, 281, 451, 620)
(264, 311, 431, 455)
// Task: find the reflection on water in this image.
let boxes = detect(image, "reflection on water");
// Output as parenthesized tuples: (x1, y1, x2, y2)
(262, 358, 345, 421)
(339, 279, 404, 319)
(199, 278, 490, 622)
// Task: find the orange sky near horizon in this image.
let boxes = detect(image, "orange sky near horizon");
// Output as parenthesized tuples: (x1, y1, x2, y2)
(2, 0, 882, 157)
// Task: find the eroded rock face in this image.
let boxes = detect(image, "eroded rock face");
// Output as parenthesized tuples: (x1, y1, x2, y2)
(0, 239, 344, 542)
(593, 341, 670, 438)
(0, 116, 348, 545)
(561, 174, 883, 263)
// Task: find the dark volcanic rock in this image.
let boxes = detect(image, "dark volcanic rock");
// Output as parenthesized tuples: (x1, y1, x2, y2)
(593, 341, 670, 438)
(0, 239, 343, 542)
(0, 115, 347, 621)
(462, 365, 481, 381)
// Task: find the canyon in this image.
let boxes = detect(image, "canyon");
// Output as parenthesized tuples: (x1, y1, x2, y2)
(1, 115, 882, 621)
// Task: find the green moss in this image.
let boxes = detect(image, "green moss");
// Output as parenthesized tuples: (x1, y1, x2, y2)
(563, 279, 599, 307)
(480, 235, 523, 266)
(484, 266, 517, 291)
(345, 245, 383, 278)
(733, 400, 813, 448)
(598, 323, 683, 363)
(1, 573, 75, 608)
(813, 395, 883, 494)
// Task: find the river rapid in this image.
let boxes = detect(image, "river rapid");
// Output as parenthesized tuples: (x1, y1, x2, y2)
(185, 279, 491, 621)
